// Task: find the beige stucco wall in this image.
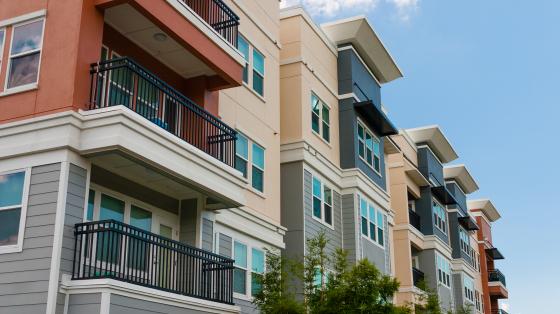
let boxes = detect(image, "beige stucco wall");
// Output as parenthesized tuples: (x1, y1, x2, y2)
(279, 12, 340, 166)
(219, 0, 282, 223)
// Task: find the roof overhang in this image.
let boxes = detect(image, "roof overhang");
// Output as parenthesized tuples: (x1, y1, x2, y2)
(432, 186, 457, 205)
(321, 16, 403, 84)
(405, 126, 459, 163)
(354, 100, 398, 136)
(486, 247, 505, 260)
(458, 216, 479, 231)
(444, 164, 479, 194)
(468, 199, 501, 222)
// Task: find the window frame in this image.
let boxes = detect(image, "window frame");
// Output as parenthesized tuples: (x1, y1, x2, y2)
(252, 48, 265, 97)
(235, 132, 249, 178)
(459, 227, 471, 256)
(436, 253, 451, 288)
(251, 142, 265, 192)
(357, 119, 382, 175)
(233, 240, 249, 295)
(358, 195, 385, 248)
(4, 17, 46, 92)
(310, 92, 331, 143)
(250, 247, 265, 297)
(0, 168, 31, 254)
(432, 198, 447, 234)
(311, 175, 334, 228)
(219, 233, 266, 300)
(463, 276, 475, 303)
(0, 28, 5, 76)
(237, 34, 250, 84)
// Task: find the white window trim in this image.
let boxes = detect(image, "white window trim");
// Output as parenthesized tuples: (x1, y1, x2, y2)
(0, 168, 31, 254)
(436, 253, 451, 288)
(235, 131, 266, 196)
(432, 198, 447, 234)
(238, 33, 265, 99)
(86, 184, 180, 237)
(235, 132, 249, 179)
(4, 17, 46, 92)
(216, 231, 266, 301)
(311, 175, 334, 229)
(251, 142, 265, 193)
(357, 119, 382, 176)
(311, 92, 331, 143)
(358, 194, 385, 249)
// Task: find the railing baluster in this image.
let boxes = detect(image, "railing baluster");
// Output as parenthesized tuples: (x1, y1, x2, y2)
(73, 220, 234, 304)
(89, 57, 237, 167)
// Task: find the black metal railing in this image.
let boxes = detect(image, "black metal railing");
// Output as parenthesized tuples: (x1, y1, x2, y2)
(409, 210, 421, 231)
(412, 267, 424, 287)
(181, 0, 239, 47)
(72, 220, 234, 304)
(89, 57, 237, 167)
(488, 269, 506, 287)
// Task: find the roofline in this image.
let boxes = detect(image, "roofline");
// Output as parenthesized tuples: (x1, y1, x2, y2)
(443, 164, 480, 194)
(405, 125, 459, 163)
(468, 199, 501, 222)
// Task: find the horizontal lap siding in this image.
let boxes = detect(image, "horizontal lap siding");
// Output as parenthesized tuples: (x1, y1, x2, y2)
(110, 294, 211, 314)
(67, 293, 101, 314)
(201, 218, 213, 251)
(0, 163, 61, 314)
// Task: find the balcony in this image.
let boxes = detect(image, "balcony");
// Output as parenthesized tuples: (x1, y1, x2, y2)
(89, 57, 237, 167)
(489, 269, 506, 287)
(412, 267, 425, 288)
(72, 220, 234, 304)
(180, 0, 240, 47)
(409, 210, 421, 231)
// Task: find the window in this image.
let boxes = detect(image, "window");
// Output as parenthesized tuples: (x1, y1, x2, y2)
(311, 176, 333, 227)
(6, 18, 44, 90)
(252, 49, 265, 96)
(252, 143, 265, 192)
(238, 35, 249, 83)
(464, 276, 475, 303)
(86, 189, 95, 221)
(233, 241, 248, 294)
(432, 199, 447, 233)
(475, 290, 482, 311)
(436, 253, 451, 287)
(235, 133, 249, 178)
(0, 170, 28, 253)
(238, 34, 265, 97)
(359, 195, 385, 247)
(459, 228, 471, 256)
(357, 121, 381, 173)
(235, 132, 265, 193)
(311, 93, 330, 142)
(251, 248, 265, 296)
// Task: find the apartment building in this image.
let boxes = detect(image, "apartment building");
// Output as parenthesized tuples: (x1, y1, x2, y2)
(469, 199, 508, 314)
(279, 6, 402, 282)
(388, 126, 486, 313)
(0, 0, 284, 313)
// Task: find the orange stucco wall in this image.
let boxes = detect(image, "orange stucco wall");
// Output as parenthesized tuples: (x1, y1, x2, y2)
(0, 0, 241, 123)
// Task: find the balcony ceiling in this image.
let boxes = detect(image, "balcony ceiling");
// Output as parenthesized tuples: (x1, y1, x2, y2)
(105, 4, 215, 79)
(458, 216, 480, 231)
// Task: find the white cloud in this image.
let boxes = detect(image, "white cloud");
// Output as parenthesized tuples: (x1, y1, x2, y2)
(386, 0, 419, 21)
(280, 0, 379, 17)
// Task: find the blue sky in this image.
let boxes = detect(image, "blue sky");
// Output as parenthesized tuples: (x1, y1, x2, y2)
(282, 0, 560, 313)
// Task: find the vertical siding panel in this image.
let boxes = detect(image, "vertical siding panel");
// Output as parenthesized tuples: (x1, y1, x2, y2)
(341, 193, 357, 265)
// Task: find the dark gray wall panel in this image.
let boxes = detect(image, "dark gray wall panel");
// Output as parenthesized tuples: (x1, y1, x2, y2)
(417, 147, 444, 186)
(361, 238, 386, 273)
(201, 218, 213, 252)
(341, 193, 357, 265)
(452, 273, 464, 311)
(280, 162, 304, 260)
(180, 199, 198, 247)
(219, 234, 232, 258)
(0, 163, 61, 314)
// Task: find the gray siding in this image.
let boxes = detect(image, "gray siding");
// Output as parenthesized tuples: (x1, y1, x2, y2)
(361, 238, 386, 273)
(0, 163, 61, 314)
(303, 170, 342, 257)
(452, 273, 464, 310)
(67, 293, 101, 314)
(235, 297, 258, 314)
(446, 182, 467, 215)
(418, 250, 437, 291)
(110, 294, 210, 314)
(417, 147, 444, 186)
(438, 284, 454, 313)
(201, 218, 213, 252)
(280, 162, 305, 261)
(180, 199, 198, 247)
(341, 193, 357, 264)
